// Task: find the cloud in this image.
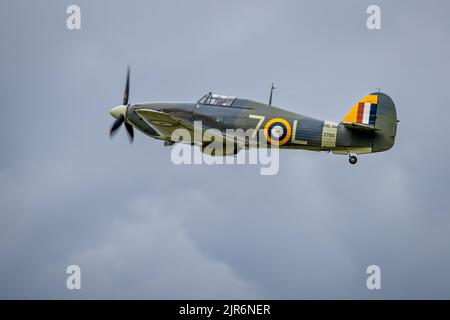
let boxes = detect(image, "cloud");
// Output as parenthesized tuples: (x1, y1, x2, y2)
(57, 191, 260, 299)
(1, 0, 450, 299)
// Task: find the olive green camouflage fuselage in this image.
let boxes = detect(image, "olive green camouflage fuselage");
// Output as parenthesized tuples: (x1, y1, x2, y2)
(125, 92, 397, 156)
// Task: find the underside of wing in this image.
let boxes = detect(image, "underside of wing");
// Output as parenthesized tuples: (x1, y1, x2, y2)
(135, 109, 244, 148)
(135, 109, 195, 139)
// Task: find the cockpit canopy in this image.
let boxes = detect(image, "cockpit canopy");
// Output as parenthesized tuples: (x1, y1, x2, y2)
(198, 93, 236, 107)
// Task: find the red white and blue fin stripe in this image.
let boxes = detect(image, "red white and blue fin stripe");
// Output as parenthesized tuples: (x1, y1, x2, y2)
(343, 94, 379, 126)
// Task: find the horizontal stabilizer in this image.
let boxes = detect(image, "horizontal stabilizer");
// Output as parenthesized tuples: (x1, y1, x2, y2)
(342, 122, 379, 132)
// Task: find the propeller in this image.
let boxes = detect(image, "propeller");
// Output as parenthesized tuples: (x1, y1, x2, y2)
(109, 66, 134, 143)
(123, 66, 130, 105)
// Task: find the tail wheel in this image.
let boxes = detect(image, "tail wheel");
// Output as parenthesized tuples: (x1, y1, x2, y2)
(349, 155, 357, 165)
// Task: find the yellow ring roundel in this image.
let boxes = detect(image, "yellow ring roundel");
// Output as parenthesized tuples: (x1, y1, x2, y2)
(264, 118, 292, 145)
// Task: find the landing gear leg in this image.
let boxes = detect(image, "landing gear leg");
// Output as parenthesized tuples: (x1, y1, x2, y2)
(348, 152, 357, 165)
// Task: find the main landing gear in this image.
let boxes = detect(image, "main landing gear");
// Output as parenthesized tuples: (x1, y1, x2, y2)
(348, 153, 357, 165)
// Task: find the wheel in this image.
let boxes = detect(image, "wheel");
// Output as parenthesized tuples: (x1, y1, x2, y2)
(349, 156, 357, 165)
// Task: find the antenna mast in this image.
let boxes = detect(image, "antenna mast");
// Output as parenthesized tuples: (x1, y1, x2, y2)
(268, 83, 276, 106)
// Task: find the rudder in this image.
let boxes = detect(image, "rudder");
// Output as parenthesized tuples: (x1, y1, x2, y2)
(372, 92, 397, 152)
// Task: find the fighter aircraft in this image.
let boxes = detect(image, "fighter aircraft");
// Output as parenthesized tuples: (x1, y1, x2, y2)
(109, 68, 398, 164)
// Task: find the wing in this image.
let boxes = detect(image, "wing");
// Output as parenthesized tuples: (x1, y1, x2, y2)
(135, 109, 195, 139)
(135, 108, 248, 148)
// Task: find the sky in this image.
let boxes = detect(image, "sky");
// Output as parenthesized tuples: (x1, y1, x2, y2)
(1, 0, 450, 299)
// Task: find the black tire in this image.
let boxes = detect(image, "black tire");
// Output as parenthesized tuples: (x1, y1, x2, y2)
(349, 156, 357, 165)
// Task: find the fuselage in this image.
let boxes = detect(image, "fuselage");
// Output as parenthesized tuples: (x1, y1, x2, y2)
(125, 93, 396, 155)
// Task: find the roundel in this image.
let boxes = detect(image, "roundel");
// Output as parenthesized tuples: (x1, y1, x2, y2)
(264, 118, 292, 145)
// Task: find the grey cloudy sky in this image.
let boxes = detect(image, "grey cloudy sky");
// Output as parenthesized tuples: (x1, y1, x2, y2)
(1, 0, 449, 299)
